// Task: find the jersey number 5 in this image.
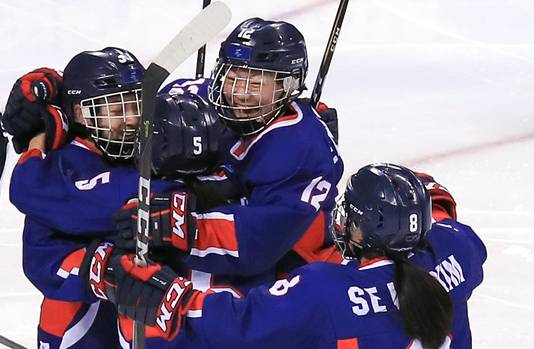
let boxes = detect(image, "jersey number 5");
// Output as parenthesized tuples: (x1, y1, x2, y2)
(75, 172, 111, 191)
(301, 176, 332, 211)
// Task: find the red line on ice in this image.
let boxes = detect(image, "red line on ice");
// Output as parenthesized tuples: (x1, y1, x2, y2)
(406, 131, 534, 166)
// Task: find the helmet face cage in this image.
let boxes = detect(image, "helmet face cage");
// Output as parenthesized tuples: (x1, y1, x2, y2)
(208, 62, 301, 136)
(331, 198, 365, 260)
(333, 163, 432, 260)
(80, 89, 142, 160)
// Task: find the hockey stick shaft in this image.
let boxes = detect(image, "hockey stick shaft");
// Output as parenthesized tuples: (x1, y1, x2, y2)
(195, 0, 212, 78)
(134, 3, 231, 348)
(0, 334, 28, 349)
(310, 0, 349, 107)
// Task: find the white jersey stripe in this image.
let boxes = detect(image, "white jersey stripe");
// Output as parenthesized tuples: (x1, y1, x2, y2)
(195, 212, 235, 221)
(186, 309, 203, 318)
(359, 260, 394, 270)
(59, 301, 100, 349)
(56, 267, 80, 279)
(190, 247, 239, 258)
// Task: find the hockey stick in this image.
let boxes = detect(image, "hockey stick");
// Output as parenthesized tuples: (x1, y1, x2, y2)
(134, 3, 231, 348)
(0, 334, 28, 349)
(195, 0, 212, 78)
(310, 0, 349, 107)
(0, 128, 8, 182)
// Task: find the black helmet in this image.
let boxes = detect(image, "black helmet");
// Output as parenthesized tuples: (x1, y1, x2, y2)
(151, 93, 225, 176)
(332, 163, 432, 258)
(208, 18, 308, 136)
(62, 47, 144, 160)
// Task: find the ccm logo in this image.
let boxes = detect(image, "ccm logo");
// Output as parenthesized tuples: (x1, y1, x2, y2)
(89, 242, 113, 300)
(67, 89, 82, 95)
(156, 279, 189, 332)
(171, 193, 187, 239)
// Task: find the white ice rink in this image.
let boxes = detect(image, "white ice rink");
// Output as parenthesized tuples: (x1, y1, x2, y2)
(1, 0, 533, 347)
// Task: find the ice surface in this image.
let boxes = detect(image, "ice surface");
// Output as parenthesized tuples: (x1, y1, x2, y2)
(1, 0, 533, 347)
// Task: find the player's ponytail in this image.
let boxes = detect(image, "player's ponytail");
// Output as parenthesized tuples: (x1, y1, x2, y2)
(388, 252, 453, 349)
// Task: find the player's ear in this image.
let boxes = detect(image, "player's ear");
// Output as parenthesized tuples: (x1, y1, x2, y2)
(72, 103, 85, 124)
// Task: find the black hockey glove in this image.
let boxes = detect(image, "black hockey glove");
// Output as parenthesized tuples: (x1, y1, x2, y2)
(113, 192, 197, 253)
(185, 166, 243, 211)
(0, 122, 7, 179)
(110, 253, 193, 340)
(1, 68, 67, 153)
(316, 102, 339, 145)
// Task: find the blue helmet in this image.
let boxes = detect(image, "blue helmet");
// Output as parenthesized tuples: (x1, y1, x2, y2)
(62, 47, 144, 160)
(151, 93, 226, 177)
(332, 163, 432, 259)
(208, 18, 308, 136)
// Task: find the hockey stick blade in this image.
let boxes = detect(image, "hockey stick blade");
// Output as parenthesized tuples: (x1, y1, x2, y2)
(154, 1, 230, 74)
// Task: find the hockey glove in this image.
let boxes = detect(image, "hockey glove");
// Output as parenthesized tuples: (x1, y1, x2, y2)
(416, 172, 457, 221)
(1, 68, 66, 153)
(111, 253, 193, 339)
(315, 102, 339, 145)
(113, 192, 197, 253)
(186, 166, 243, 211)
(79, 241, 118, 302)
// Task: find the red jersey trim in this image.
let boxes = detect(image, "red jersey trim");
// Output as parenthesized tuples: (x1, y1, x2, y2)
(57, 248, 85, 279)
(39, 298, 82, 337)
(192, 212, 239, 258)
(337, 337, 359, 349)
(358, 256, 393, 270)
(230, 101, 304, 161)
(17, 149, 43, 164)
(71, 137, 102, 155)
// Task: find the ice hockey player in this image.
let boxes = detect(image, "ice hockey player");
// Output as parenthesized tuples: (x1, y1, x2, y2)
(143, 17, 344, 279)
(2, 48, 190, 349)
(108, 163, 486, 349)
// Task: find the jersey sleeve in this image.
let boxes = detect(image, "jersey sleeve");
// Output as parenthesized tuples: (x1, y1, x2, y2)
(22, 217, 97, 303)
(425, 219, 487, 300)
(10, 145, 184, 234)
(179, 269, 334, 349)
(183, 116, 342, 276)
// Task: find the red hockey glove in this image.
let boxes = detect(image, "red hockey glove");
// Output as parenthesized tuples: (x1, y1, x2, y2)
(19, 67, 62, 103)
(79, 241, 118, 302)
(416, 172, 457, 221)
(111, 254, 193, 340)
(113, 192, 197, 253)
(42, 105, 69, 151)
(1, 68, 66, 153)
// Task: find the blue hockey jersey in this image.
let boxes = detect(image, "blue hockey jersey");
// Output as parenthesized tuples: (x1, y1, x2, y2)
(161, 78, 345, 277)
(162, 219, 485, 349)
(11, 137, 184, 300)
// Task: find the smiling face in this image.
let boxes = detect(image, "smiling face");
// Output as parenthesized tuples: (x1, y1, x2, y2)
(222, 67, 285, 122)
(79, 89, 142, 159)
(93, 91, 141, 140)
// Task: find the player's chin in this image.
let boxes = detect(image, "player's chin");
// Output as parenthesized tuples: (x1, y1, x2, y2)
(233, 107, 262, 119)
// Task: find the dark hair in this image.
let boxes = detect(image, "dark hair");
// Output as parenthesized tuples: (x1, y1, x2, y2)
(387, 252, 453, 349)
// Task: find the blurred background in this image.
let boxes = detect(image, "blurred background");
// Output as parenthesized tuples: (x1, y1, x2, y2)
(1, 0, 533, 347)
